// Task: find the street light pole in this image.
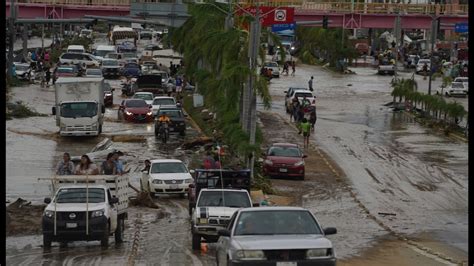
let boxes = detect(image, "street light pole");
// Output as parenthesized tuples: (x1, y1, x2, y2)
(428, 16, 437, 95)
(7, 0, 16, 78)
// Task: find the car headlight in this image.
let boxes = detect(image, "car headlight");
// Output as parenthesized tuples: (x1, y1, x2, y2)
(198, 218, 208, 224)
(306, 248, 332, 258)
(152, 179, 163, 184)
(105, 93, 112, 97)
(44, 210, 54, 218)
(125, 111, 133, 116)
(185, 178, 193, 184)
(264, 159, 273, 166)
(147, 111, 153, 116)
(235, 250, 265, 260)
(294, 160, 305, 166)
(91, 209, 105, 218)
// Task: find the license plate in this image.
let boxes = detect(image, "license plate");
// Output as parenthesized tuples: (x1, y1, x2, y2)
(277, 262, 297, 266)
(170, 185, 179, 189)
(66, 223, 77, 228)
(279, 168, 288, 173)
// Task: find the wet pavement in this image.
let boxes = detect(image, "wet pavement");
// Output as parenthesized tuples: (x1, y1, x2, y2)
(6, 35, 468, 265)
(260, 61, 468, 260)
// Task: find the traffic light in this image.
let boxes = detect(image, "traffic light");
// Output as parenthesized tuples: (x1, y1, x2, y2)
(322, 16, 328, 29)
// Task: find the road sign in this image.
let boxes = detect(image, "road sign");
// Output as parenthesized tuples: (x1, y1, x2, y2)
(236, 7, 294, 27)
(454, 23, 468, 33)
(271, 23, 296, 32)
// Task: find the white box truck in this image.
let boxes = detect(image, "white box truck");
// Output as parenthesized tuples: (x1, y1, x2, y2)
(52, 77, 105, 136)
(40, 175, 129, 248)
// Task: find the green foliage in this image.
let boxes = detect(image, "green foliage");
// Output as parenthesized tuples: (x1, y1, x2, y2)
(170, 3, 272, 156)
(6, 101, 47, 120)
(295, 27, 357, 70)
(390, 78, 466, 125)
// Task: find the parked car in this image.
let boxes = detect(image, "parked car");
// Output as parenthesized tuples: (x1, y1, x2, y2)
(117, 41, 136, 53)
(117, 99, 153, 123)
(104, 83, 114, 107)
(55, 65, 80, 78)
(453, 77, 468, 94)
(85, 68, 103, 78)
(132, 92, 154, 105)
(191, 189, 253, 250)
(263, 61, 280, 78)
(284, 87, 306, 107)
(377, 62, 395, 75)
(59, 52, 100, 67)
(416, 59, 431, 74)
(14, 63, 31, 80)
(101, 59, 121, 78)
(154, 106, 186, 136)
(151, 96, 176, 116)
(263, 143, 306, 180)
(215, 207, 337, 266)
(403, 54, 419, 69)
(144, 44, 162, 51)
(436, 82, 467, 97)
(140, 159, 194, 197)
(121, 63, 141, 77)
(355, 43, 369, 55)
(285, 89, 316, 113)
(140, 30, 153, 40)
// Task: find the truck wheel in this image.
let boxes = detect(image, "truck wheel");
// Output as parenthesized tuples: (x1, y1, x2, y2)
(101, 222, 110, 247)
(192, 233, 201, 250)
(43, 234, 52, 249)
(115, 218, 124, 243)
(99, 125, 103, 134)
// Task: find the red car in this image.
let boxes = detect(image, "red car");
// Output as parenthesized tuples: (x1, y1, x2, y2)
(262, 143, 306, 180)
(118, 99, 153, 123)
(55, 65, 80, 79)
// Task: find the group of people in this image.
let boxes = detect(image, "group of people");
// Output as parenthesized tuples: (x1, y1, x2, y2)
(282, 61, 296, 76)
(56, 151, 130, 176)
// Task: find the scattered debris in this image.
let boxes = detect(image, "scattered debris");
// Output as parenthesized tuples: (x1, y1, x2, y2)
(129, 192, 159, 209)
(6, 198, 45, 236)
(378, 212, 397, 216)
(181, 136, 213, 150)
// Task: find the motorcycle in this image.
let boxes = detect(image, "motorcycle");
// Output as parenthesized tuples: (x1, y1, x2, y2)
(121, 82, 136, 97)
(156, 122, 169, 144)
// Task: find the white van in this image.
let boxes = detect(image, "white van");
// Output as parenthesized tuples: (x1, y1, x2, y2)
(67, 45, 86, 53)
(59, 52, 100, 67)
(94, 45, 117, 61)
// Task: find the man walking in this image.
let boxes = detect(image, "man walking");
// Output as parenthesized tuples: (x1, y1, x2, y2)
(308, 76, 314, 92)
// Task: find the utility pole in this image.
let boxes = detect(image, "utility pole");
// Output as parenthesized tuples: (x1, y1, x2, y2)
(7, 0, 16, 78)
(428, 16, 437, 95)
(393, 12, 401, 78)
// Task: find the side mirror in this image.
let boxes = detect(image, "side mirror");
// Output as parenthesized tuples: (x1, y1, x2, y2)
(52, 107, 56, 115)
(218, 229, 231, 237)
(323, 227, 337, 235)
(110, 197, 119, 204)
(302, 154, 308, 158)
(252, 202, 260, 207)
(44, 197, 51, 204)
(101, 105, 106, 114)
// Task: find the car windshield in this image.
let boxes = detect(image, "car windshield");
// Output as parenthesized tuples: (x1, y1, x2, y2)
(94, 50, 111, 57)
(455, 78, 468, 82)
(150, 162, 187, 173)
(295, 92, 313, 98)
(123, 53, 136, 58)
(55, 188, 105, 203)
(86, 69, 102, 75)
(125, 63, 139, 68)
(134, 94, 153, 101)
(60, 102, 98, 118)
(58, 67, 75, 73)
(268, 146, 301, 157)
(16, 65, 29, 71)
(235, 210, 322, 236)
(126, 100, 148, 108)
(265, 62, 278, 67)
(106, 54, 119, 59)
(103, 60, 118, 66)
(68, 49, 84, 53)
(159, 110, 182, 118)
(197, 191, 251, 208)
(451, 83, 464, 88)
(153, 98, 175, 105)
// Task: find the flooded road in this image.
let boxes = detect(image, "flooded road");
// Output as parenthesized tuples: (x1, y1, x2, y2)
(6, 35, 467, 265)
(262, 62, 468, 260)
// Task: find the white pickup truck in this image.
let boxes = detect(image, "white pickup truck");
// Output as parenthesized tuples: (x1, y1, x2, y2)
(41, 175, 129, 248)
(191, 189, 254, 250)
